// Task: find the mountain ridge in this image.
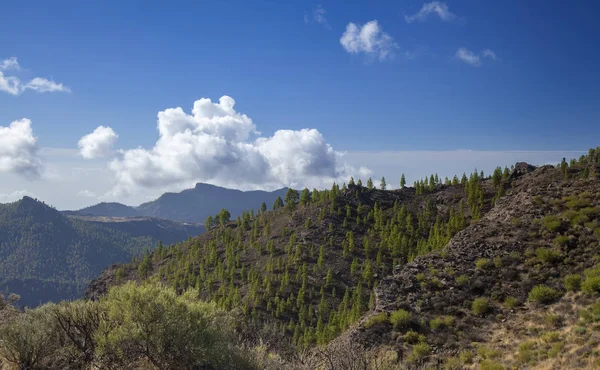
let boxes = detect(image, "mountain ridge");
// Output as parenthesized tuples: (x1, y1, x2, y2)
(68, 182, 288, 223)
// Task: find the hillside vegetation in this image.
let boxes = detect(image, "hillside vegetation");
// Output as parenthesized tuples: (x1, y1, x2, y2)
(2, 148, 600, 369)
(0, 197, 197, 307)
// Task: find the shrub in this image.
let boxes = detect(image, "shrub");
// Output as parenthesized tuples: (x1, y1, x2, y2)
(479, 359, 504, 370)
(548, 342, 565, 358)
(541, 331, 561, 343)
(543, 314, 563, 328)
(455, 274, 469, 285)
(429, 316, 443, 330)
(403, 330, 420, 344)
(504, 296, 519, 309)
(573, 326, 587, 335)
(517, 341, 535, 364)
(389, 309, 412, 328)
(416, 273, 426, 282)
(444, 356, 461, 370)
(528, 285, 561, 304)
(428, 316, 453, 330)
(553, 235, 569, 247)
(364, 312, 387, 328)
(477, 345, 501, 360)
(476, 258, 491, 270)
(541, 215, 562, 232)
(472, 297, 490, 315)
(411, 342, 430, 361)
(459, 350, 474, 364)
(493, 256, 503, 268)
(95, 281, 244, 369)
(564, 274, 582, 291)
(0, 304, 60, 369)
(582, 276, 600, 294)
(535, 248, 562, 263)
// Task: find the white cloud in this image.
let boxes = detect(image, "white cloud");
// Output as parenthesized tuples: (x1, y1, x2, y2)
(482, 49, 497, 60)
(0, 57, 20, 71)
(404, 2, 457, 23)
(108, 96, 365, 196)
(0, 71, 21, 95)
(455, 47, 498, 67)
(0, 190, 34, 204)
(24, 77, 71, 93)
(0, 57, 70, 95)
(78, 126, 119, 159)
(0, 148, 585, 211)
(340, 20, 397, 61)
(0, 119, 42, 179)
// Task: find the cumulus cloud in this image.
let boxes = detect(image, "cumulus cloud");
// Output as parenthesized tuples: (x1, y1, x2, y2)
(108, 96, 367, 196)
(0, 57, 70, 95)
(340, 20, 397, 61)
(0, 119, 42, 178)
(78, 126, 119, 159)
(404, 1, 457, 23)
(455, 47, 498, 66)
(0, 57, 20, 71)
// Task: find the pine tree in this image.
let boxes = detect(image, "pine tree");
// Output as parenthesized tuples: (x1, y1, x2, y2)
(400, 173, 406, 189)
(273, 196, 284, 210)
(492, 166, 502, 188)
(284, 189, 300, 210)
(299, 188, 311, 205)
(348, 177, 355, 186)
(260, 202, 267, 213)
(218, 208, 231, 227)
(367, 177, 374, 190)
(380, 177, 387, 190)
(205, 215, 214, 230)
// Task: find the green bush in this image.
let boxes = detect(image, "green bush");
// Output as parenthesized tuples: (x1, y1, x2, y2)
(95, 281, 246, 370)
(455, 274, 469, 285)
(553, 235, 569, 247)
(475, 258, 491, 270)
(364, 312, 387, 328)
(472, 297, 490, 315)
(564, 274, 582, 291)
(459, 350, 474, 364)
(504, 296, 519, 309)
(0, 304, 60, 369)
(535, 248, 562, 263)
(479, 359, 504, 370)
(528, 285, 561, 304)
(541, 331, 561, 343)
(389, 309, 412, 328)
(403, 330, 420, 344)
(582, 276, 600, 294)
(541, 215, 562, 232)
(411, 342, 430, 361)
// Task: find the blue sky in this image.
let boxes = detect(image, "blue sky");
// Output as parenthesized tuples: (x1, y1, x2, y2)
(0, 0, 598, 208)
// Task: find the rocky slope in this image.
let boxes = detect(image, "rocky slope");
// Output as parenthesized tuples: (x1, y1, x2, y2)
(345, 161, 600, 368)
